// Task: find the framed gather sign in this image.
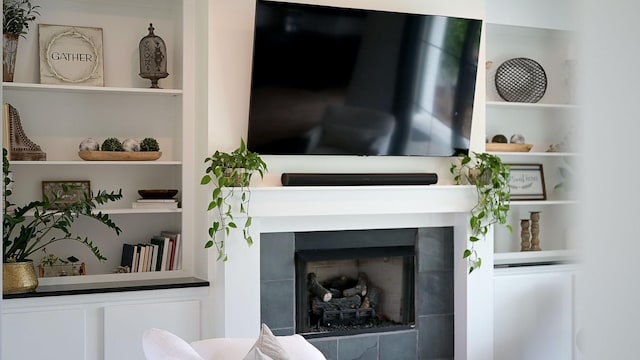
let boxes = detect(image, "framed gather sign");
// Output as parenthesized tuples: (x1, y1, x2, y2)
(38, 24, 104, 86)
(507, 164, 547, 200)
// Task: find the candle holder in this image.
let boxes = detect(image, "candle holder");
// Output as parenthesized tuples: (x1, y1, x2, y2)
(520, 219, 531, 251)
(530, 211, 542, 251)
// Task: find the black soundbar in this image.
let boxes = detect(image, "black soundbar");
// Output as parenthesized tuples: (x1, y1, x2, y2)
(281, 173, 438, 186)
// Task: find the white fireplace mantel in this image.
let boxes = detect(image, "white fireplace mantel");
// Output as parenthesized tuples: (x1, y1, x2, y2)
(206, 185, 495, 360)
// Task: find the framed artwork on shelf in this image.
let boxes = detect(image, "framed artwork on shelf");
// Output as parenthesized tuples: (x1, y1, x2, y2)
(38, 24, 104, 86)
(506, 164, 546, 201)
(42, 180, 91, 207)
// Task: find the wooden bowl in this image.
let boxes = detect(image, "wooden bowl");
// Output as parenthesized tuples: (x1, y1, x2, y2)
(138, 189, 179, 199)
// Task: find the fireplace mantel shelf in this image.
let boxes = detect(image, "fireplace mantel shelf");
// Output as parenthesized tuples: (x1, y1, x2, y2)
(240, 185, 477, 218)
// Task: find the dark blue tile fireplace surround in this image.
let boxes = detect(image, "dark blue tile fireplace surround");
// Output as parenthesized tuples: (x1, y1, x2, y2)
(260, 227, 454, 360)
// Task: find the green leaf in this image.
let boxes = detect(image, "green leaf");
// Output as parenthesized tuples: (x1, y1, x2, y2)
(463, 249, 472, 258)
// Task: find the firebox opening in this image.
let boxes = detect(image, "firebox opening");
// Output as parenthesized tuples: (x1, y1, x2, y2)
(294, 229, 417, 338)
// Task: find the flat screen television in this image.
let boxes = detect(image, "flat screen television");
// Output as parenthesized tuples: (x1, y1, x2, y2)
(247, 0, 482, 157)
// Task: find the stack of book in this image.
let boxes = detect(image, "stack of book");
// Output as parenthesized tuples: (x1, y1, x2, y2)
(120, 231, 182, 272)
(132, 198, 179, 209)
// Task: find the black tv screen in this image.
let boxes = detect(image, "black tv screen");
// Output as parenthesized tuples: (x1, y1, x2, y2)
(247, 0, 482, 156)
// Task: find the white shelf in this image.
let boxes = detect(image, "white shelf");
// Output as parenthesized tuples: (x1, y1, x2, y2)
(37, 268, 189, 286)
(103, 208, 183, 215)
(487, 151, 579, 157)
(3, 82, 182, 96)
(22, 208, 182, 216)
(11, 160, 182, 165)
(509, 200, 578, 206)
(486, 101, 577, 110)
(494, 249, 577, 266)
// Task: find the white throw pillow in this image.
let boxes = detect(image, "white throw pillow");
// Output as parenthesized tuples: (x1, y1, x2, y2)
(243, 347, 275, 360)
(142, 328, 204, 360)
(244, 324, 290, 360)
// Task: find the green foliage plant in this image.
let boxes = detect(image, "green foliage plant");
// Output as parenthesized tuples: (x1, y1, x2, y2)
(200, 139, 267, 261)
(3, 0, 40, 37)
(101, 137, 124, 151)
(450, 152, 511, 273)
(3, 149, 123, 263)
(140, 137, 160, 151)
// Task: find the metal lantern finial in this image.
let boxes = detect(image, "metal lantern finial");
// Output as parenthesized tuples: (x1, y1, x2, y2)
(139, 23, 169, 88)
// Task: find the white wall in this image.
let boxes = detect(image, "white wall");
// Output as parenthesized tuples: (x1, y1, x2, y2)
(206, 0, 486, 185)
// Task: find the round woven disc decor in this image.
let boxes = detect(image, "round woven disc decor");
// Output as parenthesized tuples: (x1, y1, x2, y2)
(495, 57, 547, 103)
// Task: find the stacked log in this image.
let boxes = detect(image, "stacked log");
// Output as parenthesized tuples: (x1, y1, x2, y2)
(307, 272, 332, 302)
(307, 272, 382, 326)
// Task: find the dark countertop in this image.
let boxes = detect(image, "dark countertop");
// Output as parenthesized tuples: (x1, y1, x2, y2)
(3, 277, 210, 299)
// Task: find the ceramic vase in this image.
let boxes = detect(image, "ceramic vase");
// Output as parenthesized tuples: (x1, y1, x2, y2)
(3, 33, 19, 82)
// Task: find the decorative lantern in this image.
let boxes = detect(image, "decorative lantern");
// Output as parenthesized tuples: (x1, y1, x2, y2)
(139, 23, 168, 88)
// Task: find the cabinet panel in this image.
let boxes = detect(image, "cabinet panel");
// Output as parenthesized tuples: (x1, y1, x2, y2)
(2, 308, 87, 359)
(494, 267, 574, 360)
(103, 299, 201, 360)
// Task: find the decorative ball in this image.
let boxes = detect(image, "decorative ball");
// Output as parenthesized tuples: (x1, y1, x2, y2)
(510, 134, 526, 144)
(79, 138, 100, 151)
(122, 138, 140, 152)
(491, 134, 508, 143)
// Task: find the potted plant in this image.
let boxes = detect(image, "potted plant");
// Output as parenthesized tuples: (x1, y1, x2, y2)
(3, 0, 40, 82)
(200, 139, 267, 261)
(3, 149, 123, 294)
(450, 152, 511, 273)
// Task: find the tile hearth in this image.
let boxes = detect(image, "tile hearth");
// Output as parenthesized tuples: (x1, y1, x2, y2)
(260, 227, 454, 360)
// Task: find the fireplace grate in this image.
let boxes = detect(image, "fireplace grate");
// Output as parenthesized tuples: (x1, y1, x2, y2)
(322, 308, 376, 327)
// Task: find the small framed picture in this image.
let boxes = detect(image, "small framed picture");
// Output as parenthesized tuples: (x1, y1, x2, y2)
(507, 164, 546, 200)
(42, 181, 91, 206)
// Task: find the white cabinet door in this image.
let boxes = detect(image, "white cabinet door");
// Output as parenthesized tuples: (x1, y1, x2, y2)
(2, 308, 87, 359)
(494, 266, 574, 360)
(103, 300, 201, 360)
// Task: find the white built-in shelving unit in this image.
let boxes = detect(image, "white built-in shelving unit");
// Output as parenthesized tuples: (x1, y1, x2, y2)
(2, 0, 198, 285)
(485, 0, 580, 266)
(486, 1, 581, 359)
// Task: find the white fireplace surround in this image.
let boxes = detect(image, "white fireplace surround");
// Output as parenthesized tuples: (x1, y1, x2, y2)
(206, 185, 494, 360)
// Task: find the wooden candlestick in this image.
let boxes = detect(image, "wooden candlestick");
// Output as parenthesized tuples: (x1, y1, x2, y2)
(530, 212, 541, 251)
(520, 219, 531, 251)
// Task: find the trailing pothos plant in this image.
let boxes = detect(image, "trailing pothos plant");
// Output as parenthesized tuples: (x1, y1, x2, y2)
(450, 152, 511, 273)
(3, 148, 123, 263)
(201, 139, 267, 261)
